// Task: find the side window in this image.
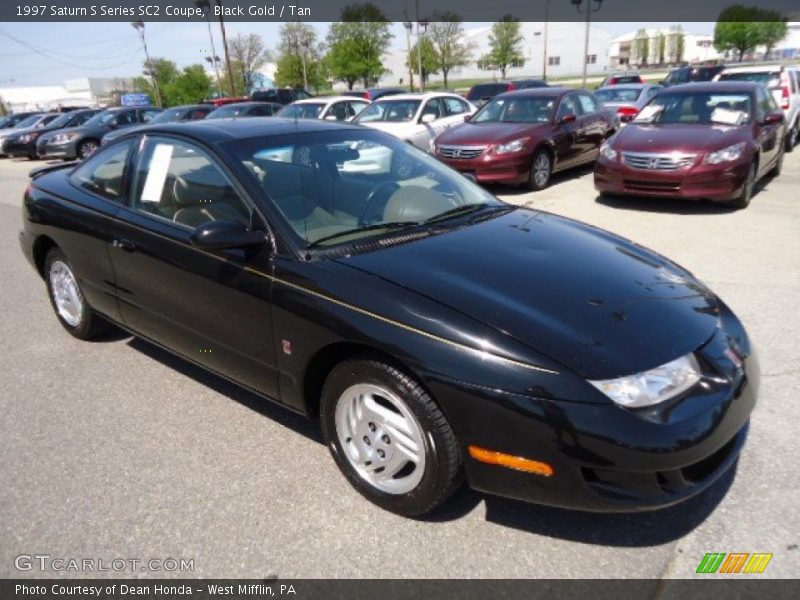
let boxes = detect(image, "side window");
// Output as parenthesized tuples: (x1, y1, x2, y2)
(421, 98, 444, 120)
(577, 93, 599, 115)
(115, 111, 136, 126)
(140, 109, 160, 123)
(250, 105, 275, 117)
(70, 140, 133, 203)
(73, 112, 92, 126)
(444, 97, 468, 116)
(348, 101, 368, 117)
(131, 137, 251, 230)
(557, 94, 580, 119)
(327, 101, 349, 121)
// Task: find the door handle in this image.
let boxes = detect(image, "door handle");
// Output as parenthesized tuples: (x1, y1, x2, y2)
(112, 238, 136, 251)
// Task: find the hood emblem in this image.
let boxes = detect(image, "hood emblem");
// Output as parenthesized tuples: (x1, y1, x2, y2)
(647, 157, 660, 169)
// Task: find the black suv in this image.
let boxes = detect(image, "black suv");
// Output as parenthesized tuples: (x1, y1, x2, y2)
(250, 88, 313, 105)
(663, 65, 725, 86)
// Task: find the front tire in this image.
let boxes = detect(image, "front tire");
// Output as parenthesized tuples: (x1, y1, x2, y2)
(44, 249, 110, 340)
(528, 149, 552, 191)
(320, 358, 462, 517)
(731, 161, 757, 209)
(76, 139, 99, 160)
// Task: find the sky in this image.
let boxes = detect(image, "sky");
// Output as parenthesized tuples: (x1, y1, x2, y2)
(0, 21, 715, 87)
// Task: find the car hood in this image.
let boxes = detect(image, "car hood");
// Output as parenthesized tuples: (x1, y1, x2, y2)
(437, 122, 549, 146)
(614, 123, 748, 153)
(335, 209, 719, 379)
(1, 125, 39, 139)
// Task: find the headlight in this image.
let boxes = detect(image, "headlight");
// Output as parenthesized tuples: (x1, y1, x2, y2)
(588, 353, 702, 408)
(52, 133, 79, 145)
(494, 138, 528, 154)
(19, 132, 40, 143)
(599, 141, 618, 161)
(706, 142, 745, 165)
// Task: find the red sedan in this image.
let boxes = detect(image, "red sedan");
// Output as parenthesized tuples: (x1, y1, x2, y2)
(594, 82, 785, 209)
(434, 87, 614, 190)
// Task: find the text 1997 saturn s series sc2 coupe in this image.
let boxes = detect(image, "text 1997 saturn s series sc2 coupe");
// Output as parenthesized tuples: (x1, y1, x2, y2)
(19, 119, 758, 516)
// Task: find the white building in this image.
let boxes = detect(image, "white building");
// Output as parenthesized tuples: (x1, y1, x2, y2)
(609, 27, 719, 69)
(376, 22, 613, 88)
(0, 77, 133, 112)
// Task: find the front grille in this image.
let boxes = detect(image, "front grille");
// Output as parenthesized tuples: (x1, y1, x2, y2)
(623, 151, 696, 171)
(437, 145, 486, 159)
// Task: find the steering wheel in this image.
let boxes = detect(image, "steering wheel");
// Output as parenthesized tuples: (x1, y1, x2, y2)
(359, 181, 401, 225)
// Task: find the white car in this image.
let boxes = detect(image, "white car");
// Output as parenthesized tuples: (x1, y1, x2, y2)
(715, 65, 800, 151)
(276, 96, 370, 122)
(352, 92, 477, 152)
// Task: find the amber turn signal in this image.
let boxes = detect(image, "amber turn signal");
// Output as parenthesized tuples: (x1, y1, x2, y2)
(468, 445, 554, 477)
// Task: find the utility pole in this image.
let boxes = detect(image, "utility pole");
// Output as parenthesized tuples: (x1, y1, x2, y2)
(131, 21, 162, 107)
(215, 0, 236, 96)
(403, 3, 415, 92)
(415, 0, 424, 92)
(542, 0, 549, 81)
(195, 0, 222, 96)
(571, 0, 604, 88)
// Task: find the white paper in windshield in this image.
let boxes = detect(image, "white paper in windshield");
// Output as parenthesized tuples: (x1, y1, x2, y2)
(634, 105, 663, 123)
(141, 143, 174, 203)
(710, 107, 747, 126)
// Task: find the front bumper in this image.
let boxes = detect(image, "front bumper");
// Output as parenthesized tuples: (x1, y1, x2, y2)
(429, 316, 758, 512)
(37, 138, 78, 160)
(594, 156, 749, 202)
(436, 151, 532, 185)
(2, 139, 36, 157)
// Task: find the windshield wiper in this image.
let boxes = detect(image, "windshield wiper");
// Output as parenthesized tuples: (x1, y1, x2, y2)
(306, 221, 422, 249)
(422, 203, 494, 224)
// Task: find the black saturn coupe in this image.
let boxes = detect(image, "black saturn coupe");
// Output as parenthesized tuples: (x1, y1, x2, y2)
(19, 119, 757, 516)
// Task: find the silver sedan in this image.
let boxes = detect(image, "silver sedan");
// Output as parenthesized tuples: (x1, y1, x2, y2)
(595, 83, 664, 127)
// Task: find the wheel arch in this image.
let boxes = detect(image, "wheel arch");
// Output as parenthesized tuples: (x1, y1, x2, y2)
(302, 341, 430, 418)
(32, 235, 58, 278)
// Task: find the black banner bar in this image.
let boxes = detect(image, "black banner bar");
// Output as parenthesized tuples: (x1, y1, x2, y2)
(1, 0, 798, 23)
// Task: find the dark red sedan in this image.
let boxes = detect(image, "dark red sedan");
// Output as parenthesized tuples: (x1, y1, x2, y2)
(434, 88, 614, 190)
(594, 82, 785, 209)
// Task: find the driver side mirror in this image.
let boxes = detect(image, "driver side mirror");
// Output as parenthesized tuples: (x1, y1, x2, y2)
(762, 111, 784, 126)
(420, 113, 436, 124)
(190, 220, 268, 250)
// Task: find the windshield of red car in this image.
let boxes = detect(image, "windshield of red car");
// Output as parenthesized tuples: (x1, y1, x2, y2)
(595, 88, 643, 103)
(633, 92, 752, 126)
(472, 96, 557, 124)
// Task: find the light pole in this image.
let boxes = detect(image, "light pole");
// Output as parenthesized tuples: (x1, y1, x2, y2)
(415, 0, 427, 92)
(195, 0, 222, 97)
(131, 21, 162, 107)
(542, 0, 550, 81)
(403, 19, 415, 92)
(571, 0, 603, 87)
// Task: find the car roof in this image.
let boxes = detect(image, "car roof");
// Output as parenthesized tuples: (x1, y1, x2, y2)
(373, 92, 463, 101)
(720, 65, 783, 74)
(214, 101, 280, 108)
(293, 95, 368, 105)
(597, 83, 650, 90)
(113, 116, 361, 145)
(662, 81, 761, 93)
(502, 86, 572, 97)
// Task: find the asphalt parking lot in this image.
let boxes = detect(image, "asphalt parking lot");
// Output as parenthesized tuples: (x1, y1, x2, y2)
(1, 152, 798, 580)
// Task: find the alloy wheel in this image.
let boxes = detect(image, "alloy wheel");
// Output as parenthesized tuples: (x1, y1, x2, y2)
(532, 152, 551, 189)
(49, 260, 83, 327)
(334, 383, 426, 495)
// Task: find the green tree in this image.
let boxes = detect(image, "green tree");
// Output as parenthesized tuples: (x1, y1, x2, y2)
(325, 3, 393, 89)
(275, 22, 327, 90)
(406, 37, 438, 84)
(479, 15, 524, 79)
(132, 58, 179, 104)
(714, 5, 786, 62)
(164, 65, 213, 105)
(427, 12, 473, 89)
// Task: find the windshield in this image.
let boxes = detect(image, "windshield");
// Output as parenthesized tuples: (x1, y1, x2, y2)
(148, 107, 184, 124)
(206, 105, 246, 119)
(15, 115, 42, 128)
(225, 129, 502, 248)
(717, 71, 780, 88)
(85, 110, 117, 126)
(595, 88, 643, 103)
(633, 91, 753, 126)
(277, 103, 326, 119)
(472, 95, 557, 124)
(354, 100, 421, 123)
(47, 113, 75, 128)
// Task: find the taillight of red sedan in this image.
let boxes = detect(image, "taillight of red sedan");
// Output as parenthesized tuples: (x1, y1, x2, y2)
(617, 106, 639, 122)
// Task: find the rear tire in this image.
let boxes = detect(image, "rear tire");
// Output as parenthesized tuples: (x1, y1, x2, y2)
(320, 358, 462, 517)
(527, 149, 552, 191)
(785, 123, 797, 152)
(44, 249, 111, 340)
(731, 161, 756, 210)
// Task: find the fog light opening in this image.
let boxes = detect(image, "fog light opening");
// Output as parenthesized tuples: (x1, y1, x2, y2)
(468, 445, 554, 477)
